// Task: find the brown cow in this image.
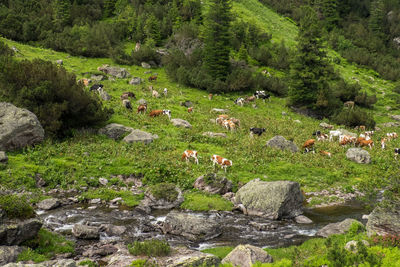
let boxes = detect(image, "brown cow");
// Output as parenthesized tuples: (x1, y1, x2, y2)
(303, 139, 316, 153)
(148, 75, 157, 82)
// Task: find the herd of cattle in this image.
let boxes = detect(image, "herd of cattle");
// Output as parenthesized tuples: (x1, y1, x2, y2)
(82, 79, 400, 172)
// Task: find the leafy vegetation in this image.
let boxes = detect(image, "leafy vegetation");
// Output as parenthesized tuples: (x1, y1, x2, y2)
(148, 183, 179, 202)
(0, 194, 34, 219)
(18, 229, 75, 263)
(128, 239, 171, 257)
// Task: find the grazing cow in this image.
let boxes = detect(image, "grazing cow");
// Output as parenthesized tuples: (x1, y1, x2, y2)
(122, 99, 132, 110)
(211, 155, 232, 172)
(359, 139, 374, 149)
(320, 150, 332, 158)
(90, 84, 103, 91)
(208, 94, 213, 100)
(365, 131, 374, 138)
(216, 117, 226, 125)
(386, 132, 398, 141)
(223, 119, 236, 131)
(303, 139, 316, 153)
(359, 125, 366, 131)
(182, 150, 199, 164)
(250, 127, 266, 137)
(163, 88, 168, 97)
(137, 104, 147, 114)
(245, 96, 256, 103)
(355, 137, 366, 147)
(329, 130, 342, 141)
(313, 130, 328, 141)
(395, 148, 400, 159)
(188, 107, 193, 113)
(219, 114, 229, 120)
(163, 109, 171, 120)
(254, 91, 270, 102)
(79, 78, 90, 87)
(381, 138, 387, 150)
(230, 117, 240, 127)
(120, 92, 136, 100)
(149, 109, 163, 117)
(152, 90, 160, 98)
(234, 97, 245, 106)
(344, 101, 355, 109)
(148, 75, 157, 82)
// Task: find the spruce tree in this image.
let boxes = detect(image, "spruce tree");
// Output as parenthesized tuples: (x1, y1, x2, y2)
(369, 0, 385, 35)
(318, 0, 339, 30)
(289, 6, 335, 114)
(104, 0, 117, 18)
(144, 14, 161, 46)
(203, 0, 232, 81)
(53, 0, 70, 28)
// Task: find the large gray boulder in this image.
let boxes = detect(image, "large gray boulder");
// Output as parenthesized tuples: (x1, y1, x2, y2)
(162, 246, 220, 267)
(221, 244, 273, 267)
(0, 219, 43, 245)
(72, 224, 99, 240)
(171, 119, 192, 129)
(234, 179, 304, 219)
(0, 102, 45, 151)
(122, 129, 158, 144)
(346, 148, 371, 164)
(139, 185, 184, 211)
(317, 218, 363, 238)
(162, 211, 221, 241)
(0, 246, 24, 265)
(265, 136, 299, 153)
(98, 123, 133, 140)
(366, 205, 400, 237)
(97, 64, 130, 78)
(0, 151, 8, 164)
(37, 198, 60, 210)
(390, 114, 400, 121)
(194, 174, 232, 195)
(129, 77, 143, 85)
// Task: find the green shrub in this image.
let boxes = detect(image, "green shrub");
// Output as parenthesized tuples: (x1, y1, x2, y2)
(332, 108, 375, 129)
(0, 49, 112, 137)
(0, 194, 34, 219)
(128, 239, 171, 257)
(18, 229, 75, 263)
(130, 259, 157, 267)
(79, 260, 98, 267)
(148, 183, 178, 202)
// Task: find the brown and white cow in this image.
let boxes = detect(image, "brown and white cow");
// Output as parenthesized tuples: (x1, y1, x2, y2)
(188, 107, 193, 113)
(303, 139, 316, 153)
(386, 132, 398, 141)
(211, 155, 232, 172)
(182, 150, 199, 164)
(137, 104, 147, 114)
(359, 139, 374, 149)
(319, 150, 332, 158)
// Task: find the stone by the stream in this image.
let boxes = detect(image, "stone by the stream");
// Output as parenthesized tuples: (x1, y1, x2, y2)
(202, 132, 227, 138)
(171, 119, 192, 128)
(101, 224, 127, 236)
(366, 205, 400, 237)
(0, 219, 43, 245)
(162, 210, 221, 241)
(97, 64, 130, 78)
(221, 244, 273, 267)
(317, 218, 363, 238)
(4, 259, 76, 267)
(139, 186, 184, 212)
(265, 136, 299, 153)
(0, 246, 23, 265)
(234, 179, 304, 219)
(0, 102, 45, 151)
(295, 215, 313, 224)
(345, 240, 370, 253)
(122, 129, 158, 144)
(129, 77, 143, 85)
(82, 243, 118, 257)
(346, 148, 371, 164)
(194, 173, 232, 195)
(98, 123, 133, 140)
(162, 246, 220, 267)
(37, 198, 60, 210)
(0, 151, 8, 164)
(72, 224, 100, 240)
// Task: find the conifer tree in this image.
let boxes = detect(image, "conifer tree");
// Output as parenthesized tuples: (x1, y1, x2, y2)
(104, 0, 117, 18)
(369, 0, 385, 35)
(53, 0, 70, 28)
(289, 6, 335, 114)
(203, 0, 232, 81)
(144, 14, 161, 46)
(318, 0, 339, 30)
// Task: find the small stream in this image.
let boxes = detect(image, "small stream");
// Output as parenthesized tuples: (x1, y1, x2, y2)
(38, 201, 368, 250)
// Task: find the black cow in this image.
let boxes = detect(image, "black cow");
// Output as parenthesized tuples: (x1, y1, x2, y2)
(254, 91, 270, 101)
(90, 84, 104, 91)
(312, 130, 321, 136)
(250, 127, 266, 137)
(395, 148, 400, 159)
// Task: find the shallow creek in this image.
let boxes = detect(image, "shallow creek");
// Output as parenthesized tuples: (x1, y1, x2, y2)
(38, 201, 367, 250)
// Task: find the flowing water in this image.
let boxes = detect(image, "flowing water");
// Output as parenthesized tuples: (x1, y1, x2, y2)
(38, 201, 368, 250)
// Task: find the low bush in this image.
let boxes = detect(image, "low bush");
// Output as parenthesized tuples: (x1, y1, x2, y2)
(148, 183, 178, 202)
(128, 239, 171, 257)
(0, 194, 34, 219)
(332, 108, 375, 129)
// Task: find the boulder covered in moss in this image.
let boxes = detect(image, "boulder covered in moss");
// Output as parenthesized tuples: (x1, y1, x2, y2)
(265, 136, 298, 153)
(222, 244, 273, 267)
(0, 219, 42, 245)
(366, 204, 400, 237)
(317, 218, 363, 238)
(234, 179, 304, 219)
(194, 173, 232, 195)
(139, 183, 184, 212)
(0, 246, 23, 265)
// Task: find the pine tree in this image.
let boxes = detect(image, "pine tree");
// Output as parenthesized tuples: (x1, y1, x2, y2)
(289, 6, 335, 113)
(203, 0, 232, 81)
(369, 0, 385, 35)
(53, 0, 70, 28)
(144, 14, 161, 46)
(104, 0, 117, 18)
(318, 0, 339, 30)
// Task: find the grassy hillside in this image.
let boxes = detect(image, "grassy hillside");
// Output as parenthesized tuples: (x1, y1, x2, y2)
(1, 36, 400, 209)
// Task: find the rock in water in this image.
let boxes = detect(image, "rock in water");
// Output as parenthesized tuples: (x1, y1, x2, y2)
(162, 210, 221, 241)
(171, 119, 192, 128)
(346, 148, 371, 164)
(0, 102, 45, 151)
(222, 244, 273, 267)
(123, 129, 158, 145)
(72, 224, 99, 240)
(234, 179, 304, 219)
(139, 185, 184, 210)
(37, 198, 60, 210)
(317, 218, 363, 238)
(366, 205, 400, 237)
(265, 136, 299, 153)
(99, 123, 134, 140)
